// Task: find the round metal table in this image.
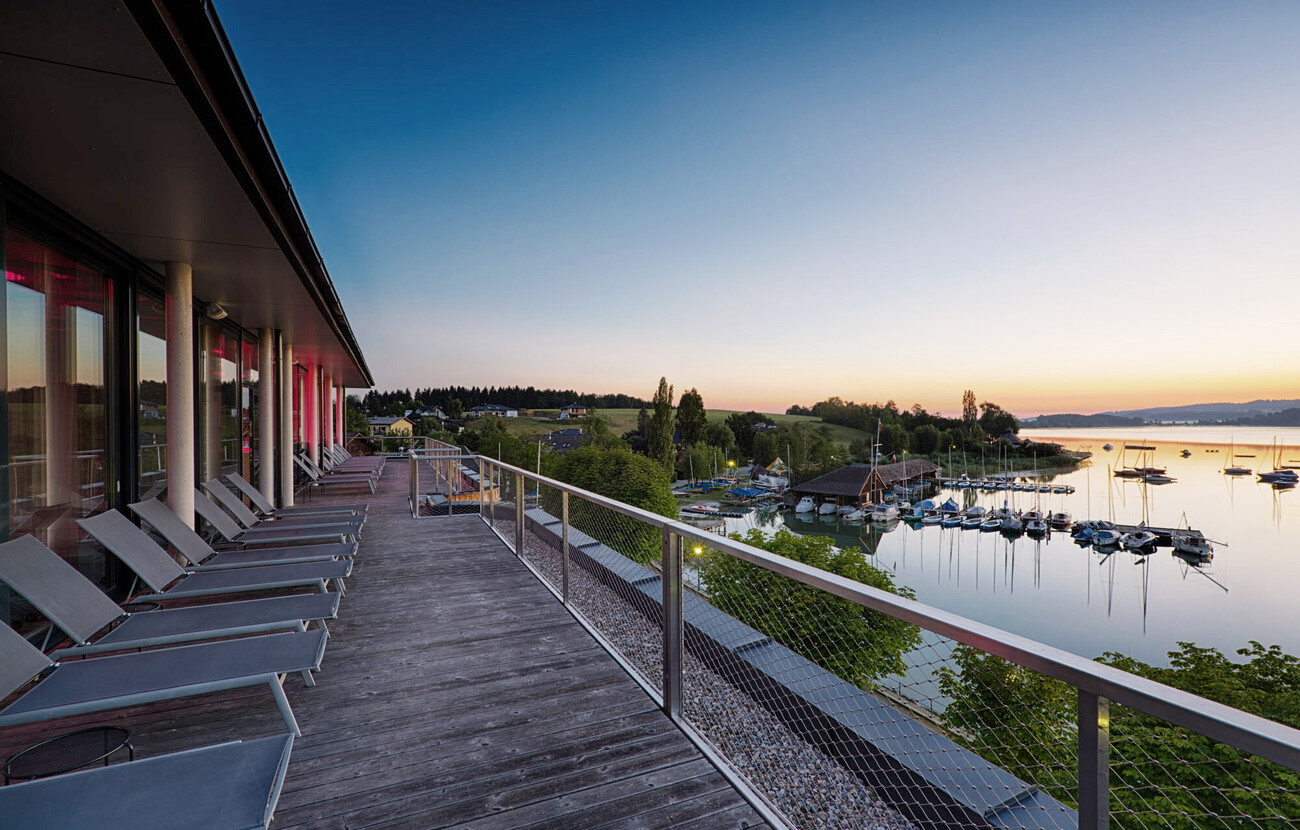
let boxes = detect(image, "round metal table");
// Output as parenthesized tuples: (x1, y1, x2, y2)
(3, 726, 134, 784)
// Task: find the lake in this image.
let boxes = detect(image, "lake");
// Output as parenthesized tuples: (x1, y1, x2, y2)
(725, 426, 1300, 667)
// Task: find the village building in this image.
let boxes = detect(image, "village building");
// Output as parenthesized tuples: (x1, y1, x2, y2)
(368, 416, 415, 436)
(791, 459, 942, 508)
(467, 404, 518, 418)
(558, 403, 590, 419)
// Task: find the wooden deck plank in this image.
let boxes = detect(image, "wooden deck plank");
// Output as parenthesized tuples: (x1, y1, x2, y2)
(0, 464, 769, 829)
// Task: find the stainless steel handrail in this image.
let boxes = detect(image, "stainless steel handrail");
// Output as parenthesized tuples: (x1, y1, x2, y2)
(474, 454, 1300, 825)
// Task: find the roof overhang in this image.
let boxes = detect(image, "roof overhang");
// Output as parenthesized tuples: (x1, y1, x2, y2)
(0, 1, 372, 387)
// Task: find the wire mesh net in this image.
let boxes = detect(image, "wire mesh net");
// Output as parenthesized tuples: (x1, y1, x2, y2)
(1107, 702, 1300, 830)
(486, 463, 517, 551)
(553, 491, 663, 697)
(517, 480, 563, 596)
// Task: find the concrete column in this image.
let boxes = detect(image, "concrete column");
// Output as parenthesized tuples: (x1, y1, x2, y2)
(323, 372, 334, 457)
(337, 385, 346, 447)
(258, 329, 275, 506)
(165, 262, 195, 528)
(279, 341, 295, 507)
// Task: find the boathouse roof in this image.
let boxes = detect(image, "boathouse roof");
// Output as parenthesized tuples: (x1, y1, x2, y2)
(871, 459, 941, 484)
(793, 464, 874, 497)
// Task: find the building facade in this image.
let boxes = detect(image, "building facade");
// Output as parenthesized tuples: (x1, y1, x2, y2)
(0, 3, 372, 629)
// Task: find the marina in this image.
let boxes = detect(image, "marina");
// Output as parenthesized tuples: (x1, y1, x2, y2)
(706, 428, 1300, 668)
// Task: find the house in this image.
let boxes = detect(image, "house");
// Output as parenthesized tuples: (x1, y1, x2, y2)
(467, 404, 518, 418)
(558, 403, 590, 419)
(412, 405, 448, 421)
(539, 428, 585, 453)
(791, 459, 942, 507)
(368, 416, 414, 436)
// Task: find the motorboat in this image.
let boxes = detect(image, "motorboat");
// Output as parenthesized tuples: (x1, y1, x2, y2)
(871, 504, 900, 523)
(1048, 511, 1072, 530)
(837, 504, 857, 515)
(1122, 529, 1157, 551)
(1025, 517, 1047, 536)
(941, 514, 962, 528)
(818, 501, 838, 516)
(979, 517, 1002, 532)
(795, 496, 816, 513)
(1143, 473, 1176, 484)
(1171, 531, 1213, 561)
(843, 508, 867, 522)
(1091, 528, 1122, 547)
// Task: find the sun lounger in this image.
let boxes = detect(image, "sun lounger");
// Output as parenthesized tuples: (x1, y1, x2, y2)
(193, 490, 361, 547)
(77, 510, 349, 600)
(0, 535, 339, 658)
(0, 621, 323, 734)
(325, 444, 384, 473)
(225, 472, 367, 518)
(0, 733, 294, 830)
(203, 479, 367, 533)
(294, 455, 378, 494)
(130, 498, 357, 568)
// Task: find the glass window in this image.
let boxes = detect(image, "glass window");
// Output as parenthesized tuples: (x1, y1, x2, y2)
(137, 292, 167, 500)
(200, 323, 240, 484)
(4, 228, 111, 628)
(241, 337, 258, 487)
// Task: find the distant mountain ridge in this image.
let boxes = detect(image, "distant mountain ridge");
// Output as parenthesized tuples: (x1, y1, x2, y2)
(1023, 399, 1300, 427)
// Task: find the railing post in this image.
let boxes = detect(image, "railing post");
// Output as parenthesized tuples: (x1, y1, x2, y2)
(408, 449, 417, 517)
(514, 472, 525, 556)
(662, 528, 683, 721)
(478, 458, 485, 519)
(1078, 691, 1111, 830)
(561, 491, 570, 605)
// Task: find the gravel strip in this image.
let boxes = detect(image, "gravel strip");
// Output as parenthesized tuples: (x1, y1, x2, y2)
(519, 531, 917, 830)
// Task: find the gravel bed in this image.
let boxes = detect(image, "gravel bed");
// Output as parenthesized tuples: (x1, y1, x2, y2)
(519, 532, 917, 830)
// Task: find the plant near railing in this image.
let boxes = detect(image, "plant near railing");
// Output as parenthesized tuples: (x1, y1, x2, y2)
(938, 641, 1300, 829)
(699, 528, 922, 686)
(543, 446, 677, 564)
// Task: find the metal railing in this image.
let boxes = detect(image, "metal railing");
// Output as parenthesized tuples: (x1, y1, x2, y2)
(406, 442, 474, 518)
(468, 456, 1300, 830)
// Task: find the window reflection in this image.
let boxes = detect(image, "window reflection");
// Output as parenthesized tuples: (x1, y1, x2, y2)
(4, 228, 110, 601)
(200, 323, 240, 483)
(138, 293, 167, 500)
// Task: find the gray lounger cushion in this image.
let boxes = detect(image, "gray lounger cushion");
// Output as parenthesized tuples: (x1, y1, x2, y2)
(130, 498, 356, 567)
(226, 473, 367, 519)
(0, 624, 325, 733)
(193, 492, 359, 546)
(0, 734, 294, 830)
(0, 535, 336, 654)
(77, 510, 349, 600)
(203, 480, 366, 532)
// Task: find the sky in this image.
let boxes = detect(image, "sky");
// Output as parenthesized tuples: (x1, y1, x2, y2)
(218, 1, 1300, 417)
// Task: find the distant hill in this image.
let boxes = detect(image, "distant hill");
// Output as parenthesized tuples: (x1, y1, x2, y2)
(1021, 413, 1146, 428)
(1101, 399, 1300, 423)
(1023, 399, 1300, 427)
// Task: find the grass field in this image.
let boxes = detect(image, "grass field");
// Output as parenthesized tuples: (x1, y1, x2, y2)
(463, 408, 871, 446)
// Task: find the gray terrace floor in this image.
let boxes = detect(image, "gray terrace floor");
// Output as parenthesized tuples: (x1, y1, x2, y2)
(0, 465, 770, 830)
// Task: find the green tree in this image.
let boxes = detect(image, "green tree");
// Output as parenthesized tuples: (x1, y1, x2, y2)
(445, 398, 463, 418)
(937, 641, 1300, 828)
(677, 443, 714, 482)
(704, 421, 735, 452)
(647, 377, 675, 475)
(700, 529, 921, 687)
(635, 407, 651, 437)
(547, 446, 677, 564)
(962, 389, 978, 426)
(912, 423, 941, 455)
(345, 395, 370, 436)
(979, 401, 1018, 437)
(677, 388, 707, 446)
(580, 416, 626, 450)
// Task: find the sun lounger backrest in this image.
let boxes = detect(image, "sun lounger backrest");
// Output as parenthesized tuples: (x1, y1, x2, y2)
(292, 455, 320, 481)
(191, 489, 247, 542)
(299, 454, 326, 478)
(202, 479, 261, 528)
(225, 473, 277, 515)
(0, 619, 55, 702)
(128, 498, 218, 567)
(76, 510, 187, 592)
(0, 536, 124, 645)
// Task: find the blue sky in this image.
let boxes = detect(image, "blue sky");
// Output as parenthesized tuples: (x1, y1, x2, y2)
(220, 1, 1300, 415)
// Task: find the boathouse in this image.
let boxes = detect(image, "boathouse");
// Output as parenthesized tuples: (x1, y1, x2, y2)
(793, 459, 943, 507)
(864, 459, 942, 501)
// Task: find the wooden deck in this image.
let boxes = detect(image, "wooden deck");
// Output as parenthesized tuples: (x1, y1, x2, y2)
(1, 466, 769, 830)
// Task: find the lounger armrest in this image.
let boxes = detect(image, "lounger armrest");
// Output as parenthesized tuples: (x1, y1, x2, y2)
(49, 621, 307, 658)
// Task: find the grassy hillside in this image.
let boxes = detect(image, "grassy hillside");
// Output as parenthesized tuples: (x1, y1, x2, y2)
(463, 407, 870, 446)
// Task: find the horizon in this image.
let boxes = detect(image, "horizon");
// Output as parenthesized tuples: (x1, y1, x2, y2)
(220, 1, 1300, 413)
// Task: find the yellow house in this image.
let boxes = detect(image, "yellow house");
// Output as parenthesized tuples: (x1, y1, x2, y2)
(368, 416, 414, 436)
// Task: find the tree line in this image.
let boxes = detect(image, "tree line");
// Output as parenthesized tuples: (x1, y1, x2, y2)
(358, 385, 650, 417)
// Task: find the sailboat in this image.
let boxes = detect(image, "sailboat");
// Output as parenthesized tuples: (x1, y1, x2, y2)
(1222, 437, 1251, 476)
(1258, 438, 1300, 485)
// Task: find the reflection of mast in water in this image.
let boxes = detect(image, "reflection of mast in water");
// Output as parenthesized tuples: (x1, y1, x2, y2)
(1137, 554, 1149, 634)
(1032, 535, 1043, 589)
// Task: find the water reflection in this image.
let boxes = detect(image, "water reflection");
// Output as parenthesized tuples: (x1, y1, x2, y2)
(723, 428, 1300, 666)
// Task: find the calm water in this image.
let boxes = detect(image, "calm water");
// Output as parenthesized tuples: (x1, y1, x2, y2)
(725, 426, 1300, 667)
